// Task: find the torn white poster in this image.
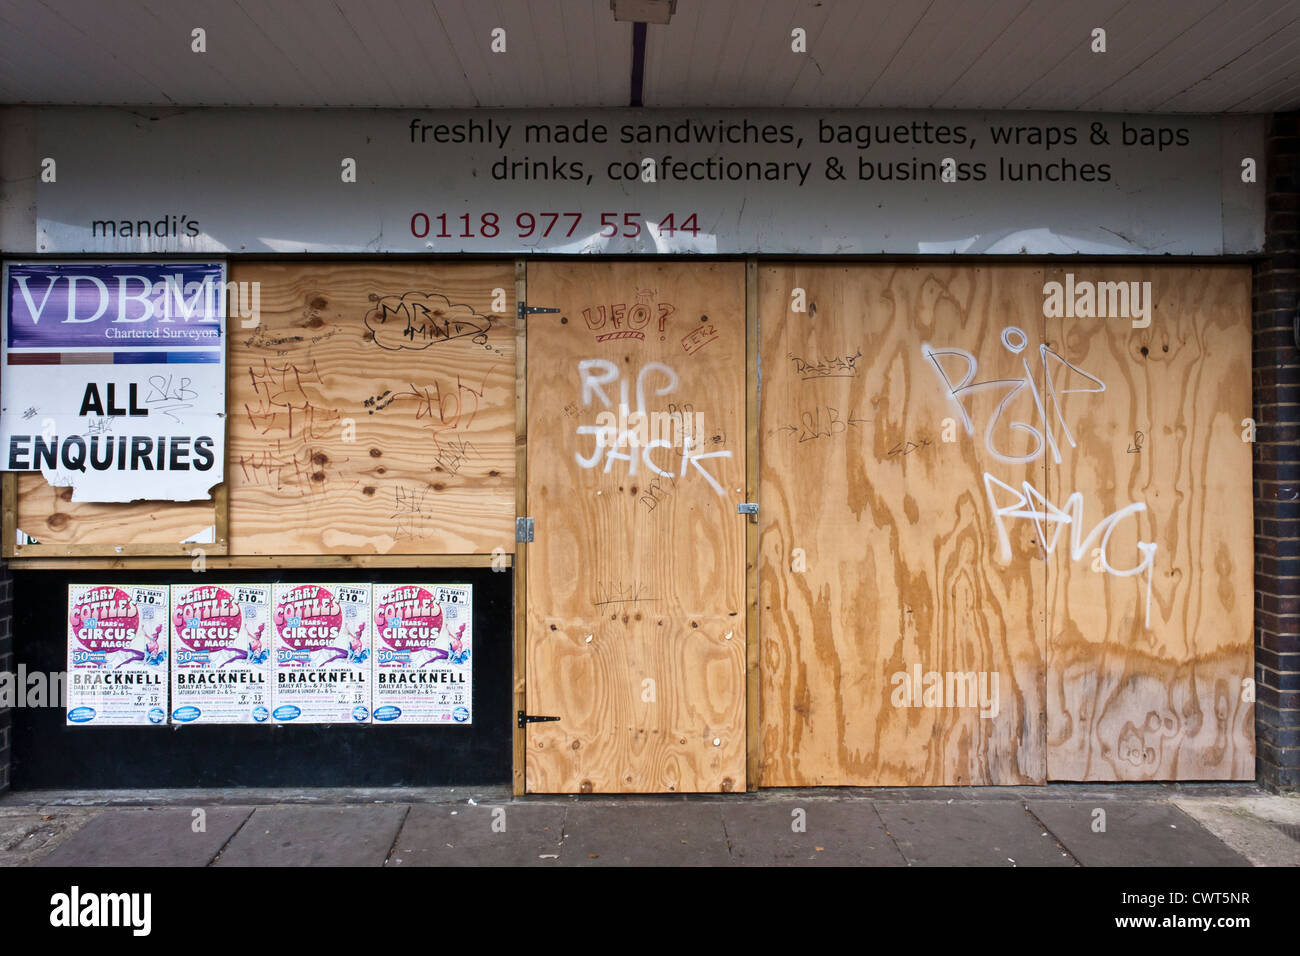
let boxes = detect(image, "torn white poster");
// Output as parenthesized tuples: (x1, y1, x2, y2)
(1, 262, 226, 502)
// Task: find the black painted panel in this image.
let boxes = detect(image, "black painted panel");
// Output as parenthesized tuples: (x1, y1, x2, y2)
(11, 567, 512, 788)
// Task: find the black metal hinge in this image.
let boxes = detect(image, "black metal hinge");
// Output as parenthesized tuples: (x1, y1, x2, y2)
(517, 302, 560, 320)
(518, 710, 560, 728)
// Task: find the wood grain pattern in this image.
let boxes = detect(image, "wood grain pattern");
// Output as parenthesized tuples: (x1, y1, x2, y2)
(758, 264, 1048, 786)
(226, 262, 516, 555)
(14, 472, 216, 552)
(525, 261, 747, 793)
(1043, 265, 1253, 780)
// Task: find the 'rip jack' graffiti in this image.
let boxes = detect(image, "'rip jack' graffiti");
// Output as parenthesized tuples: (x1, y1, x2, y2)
(574, 359, 731, 494)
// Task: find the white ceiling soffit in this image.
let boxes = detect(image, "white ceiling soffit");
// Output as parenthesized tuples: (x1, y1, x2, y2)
(0, 0, 631, 108)
(0, 0, 1297, 112)
(645, 0, 1300, 112)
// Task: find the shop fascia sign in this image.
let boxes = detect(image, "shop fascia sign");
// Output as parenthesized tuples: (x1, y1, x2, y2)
(21, 108, 1266, 256)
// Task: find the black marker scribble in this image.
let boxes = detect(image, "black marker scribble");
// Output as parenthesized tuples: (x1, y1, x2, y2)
(365, 291, 493, 351)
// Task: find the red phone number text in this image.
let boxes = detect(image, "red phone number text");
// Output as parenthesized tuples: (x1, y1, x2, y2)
(410, 212, 701, 240)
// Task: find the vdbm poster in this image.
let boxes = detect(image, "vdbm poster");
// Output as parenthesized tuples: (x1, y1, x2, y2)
(1, 262, 226, 503)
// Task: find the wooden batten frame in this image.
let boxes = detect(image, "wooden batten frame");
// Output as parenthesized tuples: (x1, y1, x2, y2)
(213, 482, 230, 555)
(512, 259, 528, 796)
(6, 553, 511, 570)
(1, 473, 15, 559)
(745, 258, 761, 791)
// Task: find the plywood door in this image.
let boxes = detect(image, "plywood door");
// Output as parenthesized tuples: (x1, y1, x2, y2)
(1043, 265, 1254, 780)
(525, 261, 747, 793)
(226, 262, 516, 555)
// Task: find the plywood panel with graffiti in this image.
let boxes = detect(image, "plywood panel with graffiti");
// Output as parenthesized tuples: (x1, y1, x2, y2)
(758, 264, 1049, 786)
(1042, 265, 1253, 780)
(524, 261, 747, 793)
(758, 263, 1253, 785)
(226, 261, 516, 555)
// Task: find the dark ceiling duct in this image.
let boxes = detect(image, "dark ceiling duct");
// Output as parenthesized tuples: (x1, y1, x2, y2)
(630, 21, 647, 108)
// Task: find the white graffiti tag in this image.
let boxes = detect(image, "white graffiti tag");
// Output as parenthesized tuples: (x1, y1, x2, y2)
(922, 326, 1105, 465)
(983, 473, 1157, 627)
(922, 328, 1156, 628)
(574, 360, 732, 493)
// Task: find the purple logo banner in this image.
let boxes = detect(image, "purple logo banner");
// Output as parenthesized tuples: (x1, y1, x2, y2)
(6, 263, 224, 352)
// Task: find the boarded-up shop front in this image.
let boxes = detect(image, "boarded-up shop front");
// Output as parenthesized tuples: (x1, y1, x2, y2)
(0, 108, 1261, 793)
(2, 258, 1254, 792)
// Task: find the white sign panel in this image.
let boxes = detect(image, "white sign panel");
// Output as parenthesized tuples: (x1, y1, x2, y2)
(67, 584, 169, 726)
(0, 261, 226, 502)
(23, 108, 1264, 256)
(372, 583, 473, 725)
(271, 583, 372, 724)
(169, 583, 272, 725)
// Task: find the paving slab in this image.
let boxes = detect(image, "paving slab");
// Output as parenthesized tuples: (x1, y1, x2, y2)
(0, 808, 101, 867)
(1173, 797, 1300, 867)
(388, 804, 565, 866)
(214, 806, 407, 867)
(721, 801, 907, 865)
(1028, 801, 1251, 867)
(558, 803, 730, 866)
(38, 808, 251, 867)
(875, 801, 1074, 866)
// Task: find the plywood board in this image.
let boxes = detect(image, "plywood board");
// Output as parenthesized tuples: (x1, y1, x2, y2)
(13, 472, 216, 552)
(226, 262, 516, 555)
(1043, 265, 1254, 780)
(758, 264, 1048, 786)
(525, 261, 747, 793)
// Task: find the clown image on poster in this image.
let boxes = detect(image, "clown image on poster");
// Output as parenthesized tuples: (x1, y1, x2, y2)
(372, 583, 472, 725)
(271, 583, 372, 724)
(170, 584, 272, 725)
(66, 584, 169, 726)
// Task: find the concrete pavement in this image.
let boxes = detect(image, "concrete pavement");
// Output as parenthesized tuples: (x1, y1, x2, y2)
(1, 784, 1296, 867)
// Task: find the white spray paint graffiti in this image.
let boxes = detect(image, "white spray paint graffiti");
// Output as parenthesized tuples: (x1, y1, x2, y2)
(574, 360, 732, 493)
(922, 328, 1157, 627)
(983, 473, 1156, 628)
(921, 326, 1106, 465)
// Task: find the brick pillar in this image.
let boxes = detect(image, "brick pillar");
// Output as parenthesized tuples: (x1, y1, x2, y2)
(1254, 110, 1300, 790)
(0, 562, 12, 792)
